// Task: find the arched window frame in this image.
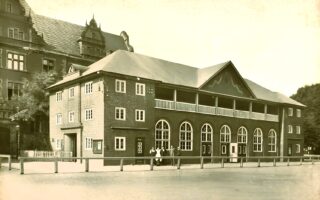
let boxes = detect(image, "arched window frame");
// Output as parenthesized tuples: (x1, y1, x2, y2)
(220, 125, 231, 143)
(179, 121, 193, 151)
(155, 119, 170, 149)
(201, 123, 213, 142)
(268, 129, 276, 152)
(253, 128, 263, 152)
(237, 126, 247, 144)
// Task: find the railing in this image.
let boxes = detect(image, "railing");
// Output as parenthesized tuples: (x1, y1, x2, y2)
(17, 155, 320, 175)
(21, 150, 73, 158)
(0, 154, 12, 170)
(250, 112, 265, 121)
(266, 114, 279, 122)
(234, 110, 250, 119)
(198, 105, 216, 115)
(176, 102, 196, 112)
(155, 99, 175, 110)
(216, 107, 234, 117)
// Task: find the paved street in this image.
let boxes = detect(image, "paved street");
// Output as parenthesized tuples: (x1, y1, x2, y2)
(1, 163, 320, 200)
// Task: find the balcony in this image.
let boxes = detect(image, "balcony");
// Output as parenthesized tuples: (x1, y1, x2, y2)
(155, 99, 279, 122)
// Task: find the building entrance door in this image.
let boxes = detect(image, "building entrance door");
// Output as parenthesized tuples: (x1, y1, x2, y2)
(65, 134, 77, 161)
(0, 127, 10, 154)
(238, 144, 246, 157)
(201, 142, 212, 156)
(230, 143, 238, 162)
(135, 137, 144, 164)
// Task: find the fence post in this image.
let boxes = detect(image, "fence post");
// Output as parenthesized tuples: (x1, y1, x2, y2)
(20, 158, 24, 175)
(240, 158, 243, 168)
(120, 159, 124, 171)
(257, 158, 260, 167)
(287, 157, 290, 166)
(273, 158, 276, 167)
(177, 158, 181, 170)
(300, 157, 302, 166)
(8, 156, 11, 170)
(200, 157, 204, 169)
(85, 158, 89, 172)
(150, 158, 154, 171)
(221, 158, 224, 168)
(54, 158, 58, 173)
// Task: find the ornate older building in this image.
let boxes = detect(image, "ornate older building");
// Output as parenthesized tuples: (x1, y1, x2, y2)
(0, 0, 133, 155)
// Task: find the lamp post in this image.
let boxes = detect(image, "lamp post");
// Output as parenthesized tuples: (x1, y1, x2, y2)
(16, 124, 20, 158)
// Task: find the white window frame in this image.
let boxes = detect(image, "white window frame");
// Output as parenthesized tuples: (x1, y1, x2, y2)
(288, 108, 293, 117)
(69, 87, 75, 98)
(268, 129, 277, 152)
(84, 82, 93, 94)
(296, 126, 301, 134)
(201, 123, 213, 142)
(220, 125, 231, 143)
(237, 126, 247, 144)
(221, 145, 227, 155)
(135, 83, 145, 96)
(68, 111, 75, 123)
(7, 52, 25, 71)
(115, 107, 126, 120)
(56, 91, 62, 102)
(115, 79, 126, 93)
(179, 121, 193, 151)
(135, 109, 145, 122)
(56, 113, 62, 125)
(288, 125, 293, 134)
(85, 109, 93, 121)
(296, 144, 301, 153)
(85, 137, 93, 150)
(253, 128, 263, 152)
(296, 109, 301, 118)
(115, 137, 126, 151)
(155, 120, 170, 149)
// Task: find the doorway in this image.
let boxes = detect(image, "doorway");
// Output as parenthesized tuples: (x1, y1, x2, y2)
(0, 127, 10, 154)
(230, 143, 238, 162)
(135, 137, 144, 164)
(65, 134, 77, 158)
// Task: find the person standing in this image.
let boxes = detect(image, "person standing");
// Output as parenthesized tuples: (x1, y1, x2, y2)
(155, 147, 161, 166)
(169, 145, 175, 166)
(160, 146, 167, 165)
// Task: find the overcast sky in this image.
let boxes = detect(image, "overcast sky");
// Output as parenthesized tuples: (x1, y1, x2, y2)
(26, 0, 320, 96)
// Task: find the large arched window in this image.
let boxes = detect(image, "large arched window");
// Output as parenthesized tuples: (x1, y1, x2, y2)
(180, 122, 193, 151)
(268, 129, 276, 152)
(220, 125, 231, 143)
(155, 120, 170, 149)
(253, 128, 263, 152)
(237, 126, 247, 143)
(201, 123, 213, 142)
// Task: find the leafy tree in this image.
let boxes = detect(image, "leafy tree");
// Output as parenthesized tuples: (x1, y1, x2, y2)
(291, 84, 320, 154)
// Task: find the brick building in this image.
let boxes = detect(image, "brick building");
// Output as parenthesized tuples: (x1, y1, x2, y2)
(0, 0, 133, 155)
(48, 50, 305, 164)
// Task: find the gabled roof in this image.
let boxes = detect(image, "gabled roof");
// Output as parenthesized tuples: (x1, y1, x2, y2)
(48, 50, 305, 107)
(19, 0, 128, 56)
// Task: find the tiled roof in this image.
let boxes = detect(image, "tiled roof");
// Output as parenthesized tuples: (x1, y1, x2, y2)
(19, 0, 128, 57)
(49, 50, 305, 107)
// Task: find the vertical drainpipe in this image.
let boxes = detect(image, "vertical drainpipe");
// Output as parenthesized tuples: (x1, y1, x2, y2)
(280, 107, 285, 162)
(79, 82, 83, 163)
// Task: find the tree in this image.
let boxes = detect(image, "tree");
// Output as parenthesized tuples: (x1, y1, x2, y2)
(291, 84, 320, 154)
(11, 71, 59, 150)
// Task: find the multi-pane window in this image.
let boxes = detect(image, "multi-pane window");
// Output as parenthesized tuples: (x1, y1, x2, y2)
(155, 120, 170, 149)
(56, 113, 62, 125)
(237, 126, 247, 143)
(7, 82, 23, 100)
(135, 109, 145, 122)
(8, 28, 24, 40)
(179, 122, 193, 151)
(268, 129, 276, 152)
(288, 108, 293, 116)
(220, 125, 231, 143)
(84, 82, 93, 94)
(69, 87, 75, 98)
(7, 53, 25, 71)
(201, 123, 212, 142)
(8, 28, 14, 38)
(135, 83, 145, 96)
(56, 91, 62, 102)
(296, 144, 300, 153)
(85, 137, 93, 150)
(69, 111, 75, 123)
(296, 109, 301, 118)
(115, 137, 126, 151)
(253, 128, 263, 152)
(288, 125, 293, 134)
(42, 59, 55, 72)
(296, 126, 301, 134)
(115, 107, 126, 120)
(85, 109, 93, 120)
(115, 79, 126, 93)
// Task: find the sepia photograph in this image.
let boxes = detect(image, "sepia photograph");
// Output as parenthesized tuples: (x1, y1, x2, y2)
(0, 0, 320, 199)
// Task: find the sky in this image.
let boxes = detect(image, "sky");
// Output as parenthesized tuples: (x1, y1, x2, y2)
(26, 0, 320, 96)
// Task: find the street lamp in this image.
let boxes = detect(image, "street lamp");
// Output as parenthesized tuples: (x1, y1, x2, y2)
(15, 124, 20, 158)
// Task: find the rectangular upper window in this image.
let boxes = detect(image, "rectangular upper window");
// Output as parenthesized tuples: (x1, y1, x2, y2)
(7, 52, 25, 71)
(115, 79, 126, 93)
(115, 107, 126, 120)
(8, 28, 14, 38)
(69, 87, 75, 98)
(84, 82, 93, 94)
(296, 126, 301, 134)
(115, 137, 126, 151)
(288, 125, 293, 134)
(56, 113, 62, 125)
(56, 91, 62, 102)
(69, 111, 75, 123)
(7, 82, 23, 100)
(288, 108, 293, 117)
(135, 83, 145, 96)
(296, 109, 301, 118)
(85, 137, 93, 150)
(43, 59, 55, 72)
(85, 109, 93, 120)
(296, 144, 300, 153)
(135, 109, 145, 122)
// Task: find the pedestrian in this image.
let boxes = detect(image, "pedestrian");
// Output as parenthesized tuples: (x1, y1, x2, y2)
(176, 146, 181, 156)
(149, 147, 156, 156)
(160, 146, 167, 165)
(155, 147, 161, 166)
(169, 145, 175, 166)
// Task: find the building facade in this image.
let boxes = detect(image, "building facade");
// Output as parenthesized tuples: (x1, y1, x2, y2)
(48, 50, 305, 164)
(0, 0, 133, 155)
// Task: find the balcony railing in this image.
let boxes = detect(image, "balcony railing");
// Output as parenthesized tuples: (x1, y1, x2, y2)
(155, 99, 279, 122)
